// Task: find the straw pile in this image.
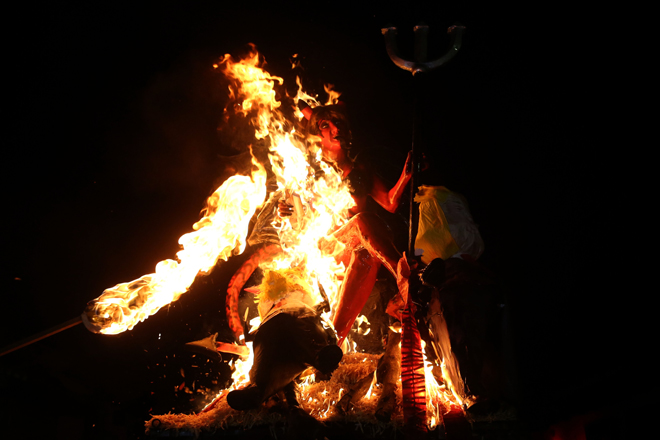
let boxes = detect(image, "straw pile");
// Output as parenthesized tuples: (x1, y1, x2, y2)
(146, 353, 403, 437)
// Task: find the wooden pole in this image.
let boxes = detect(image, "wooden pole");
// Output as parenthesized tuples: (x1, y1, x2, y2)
(0, 315, 82, 357)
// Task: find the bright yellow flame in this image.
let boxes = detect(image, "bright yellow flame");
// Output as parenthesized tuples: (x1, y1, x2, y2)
(421, 340, 466, 429)
(229, 341, 255, 388)
(222, 48, 355, 320)
(364, 370, 378, 399)
(85, 47, 355, 337)
(85, 160, 267, 334)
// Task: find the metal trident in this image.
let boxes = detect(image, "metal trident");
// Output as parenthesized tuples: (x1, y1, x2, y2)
(381, 23, 465, 257)
(381, 24, 466, 75)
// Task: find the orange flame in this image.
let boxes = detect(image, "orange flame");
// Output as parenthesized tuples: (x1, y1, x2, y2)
(323, 83, 342, 105)
(84, 48, 470, 424)
(84, 47, 352, 342)
(84, 160, 267, 334)
(421, 340, 467, 429)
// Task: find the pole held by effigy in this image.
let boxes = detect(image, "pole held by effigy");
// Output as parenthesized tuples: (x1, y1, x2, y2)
(381, 22, 465, 257)
(381, 22, 466, 432)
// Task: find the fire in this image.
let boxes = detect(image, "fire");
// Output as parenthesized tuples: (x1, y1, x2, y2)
(200, 340, 255, 413)
(84, 161, 267, 334)
(221, 47, 355, 321)
(323, 83, 342, 105)
(83, 46, 471, 429)
(364, 370, 378, 399)
(84, 46, 353, 335)
(426, 307, 470, 410)
(421, 340, 466, 430)
(228, 341, 255, 388)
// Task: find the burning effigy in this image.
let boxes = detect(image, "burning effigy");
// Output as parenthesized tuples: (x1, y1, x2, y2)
(77, 46, 486, 438)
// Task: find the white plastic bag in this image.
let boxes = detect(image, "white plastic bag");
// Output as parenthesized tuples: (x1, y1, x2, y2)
(414, 186, 484, 263)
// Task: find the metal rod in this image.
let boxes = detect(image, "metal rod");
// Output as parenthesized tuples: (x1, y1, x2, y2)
(408, 79, 418, 257)
(0, 315, 82, 357)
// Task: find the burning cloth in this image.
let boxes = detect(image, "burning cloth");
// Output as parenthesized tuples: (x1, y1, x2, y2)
(227, 267, 342, 411)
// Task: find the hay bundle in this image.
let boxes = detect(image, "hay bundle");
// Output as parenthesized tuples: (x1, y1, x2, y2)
(146, 353, 403, 437)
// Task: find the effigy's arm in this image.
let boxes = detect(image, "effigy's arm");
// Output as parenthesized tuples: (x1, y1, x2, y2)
(369, 151, 413, 213)
(225, 243, 281, 344)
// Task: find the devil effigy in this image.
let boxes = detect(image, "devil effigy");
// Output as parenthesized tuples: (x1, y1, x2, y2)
(80, 48, 509, 437)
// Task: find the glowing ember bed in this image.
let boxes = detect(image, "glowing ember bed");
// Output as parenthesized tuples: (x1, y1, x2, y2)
(145, 353, 408, 437)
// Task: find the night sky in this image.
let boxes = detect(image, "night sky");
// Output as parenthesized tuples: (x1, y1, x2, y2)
(2, 2, 630, 439)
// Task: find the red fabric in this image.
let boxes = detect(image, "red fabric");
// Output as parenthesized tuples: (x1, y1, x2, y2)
(401, 291, 427, 433)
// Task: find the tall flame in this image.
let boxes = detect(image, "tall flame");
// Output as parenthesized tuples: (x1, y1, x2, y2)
(84, 160, 267, 334)
(84, 47, 352, 336)
(221, 47, 355, 317)
(199, 48, 354, 399)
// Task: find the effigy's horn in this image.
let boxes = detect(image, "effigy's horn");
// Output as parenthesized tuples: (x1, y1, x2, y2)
(298, 100, 313, 120)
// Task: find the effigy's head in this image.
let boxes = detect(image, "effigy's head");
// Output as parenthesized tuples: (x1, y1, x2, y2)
(304, 103, 352, 161)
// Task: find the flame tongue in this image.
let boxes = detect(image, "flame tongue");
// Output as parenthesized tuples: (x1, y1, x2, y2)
(84, 162, 267, 334)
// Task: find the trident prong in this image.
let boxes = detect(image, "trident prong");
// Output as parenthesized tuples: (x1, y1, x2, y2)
(381, 24, 466, 75)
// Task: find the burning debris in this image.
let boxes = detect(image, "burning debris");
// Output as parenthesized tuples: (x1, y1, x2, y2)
(146, 353, 395, 437)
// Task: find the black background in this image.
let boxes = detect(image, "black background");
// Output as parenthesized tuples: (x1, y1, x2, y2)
(2, 2, 631, 439)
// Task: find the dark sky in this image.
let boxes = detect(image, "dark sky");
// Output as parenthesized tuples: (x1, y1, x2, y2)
(2, 2, 629, 438)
